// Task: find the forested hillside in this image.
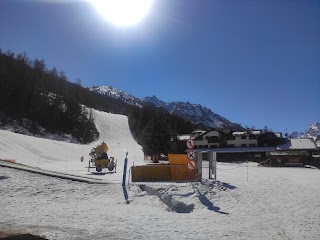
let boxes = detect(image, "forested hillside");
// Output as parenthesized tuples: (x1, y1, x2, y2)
(0, 50, 196, 146)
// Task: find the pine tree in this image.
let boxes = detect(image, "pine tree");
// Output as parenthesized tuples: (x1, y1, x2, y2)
(142, 112, 171, 162)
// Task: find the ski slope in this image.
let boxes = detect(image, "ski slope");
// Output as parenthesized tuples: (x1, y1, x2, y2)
(0, 110, 320, 239)
(0, 109, 144, 182)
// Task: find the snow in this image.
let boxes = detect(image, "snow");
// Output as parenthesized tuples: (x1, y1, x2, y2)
(277, 138, 317, 150)
(177, 134, 191, 141)
(88, 86, 144, 108)
(0, 109, 145, 182)
(251, 130, 263, 135)
(232, 132, 247, 135)
(194, 146, 276, 153)
(1, 109, 320, 239)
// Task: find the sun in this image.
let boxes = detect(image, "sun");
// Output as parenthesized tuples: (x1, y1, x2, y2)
(91, 0, 153, 27)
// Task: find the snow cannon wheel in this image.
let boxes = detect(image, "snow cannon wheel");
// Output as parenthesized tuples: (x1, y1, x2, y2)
(96, 166, 102, 172)
(108, 164, 115, 171)
(107, 157, 116, 171)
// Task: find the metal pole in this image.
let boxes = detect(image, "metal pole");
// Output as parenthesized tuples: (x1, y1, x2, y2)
(247, 161, 249, 182)
(122, 152, 128, 186)
(196, 152, 202, 180)
(213, 152, 217, 181)
(208, 151, 213, 179)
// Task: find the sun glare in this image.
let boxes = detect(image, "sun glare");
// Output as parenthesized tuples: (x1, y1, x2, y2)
(91, 0, 153, 27)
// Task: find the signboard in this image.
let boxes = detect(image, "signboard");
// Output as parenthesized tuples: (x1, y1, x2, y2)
(186, 137, 196, 172)
(186, 139, 195, 149)
(187, 150, 195, 161)
(187, 160, 196, 170)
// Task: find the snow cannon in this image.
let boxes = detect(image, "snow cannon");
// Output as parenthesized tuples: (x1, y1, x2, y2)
(87, 141, 117, 173)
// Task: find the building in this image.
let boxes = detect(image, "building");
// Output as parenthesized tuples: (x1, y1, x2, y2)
(194, 129, 223, 149)
(193, 129, 283, 149)
(226, 131, 258, 148)
(169, 129, 319, 167)
(267, 138, 318, 167)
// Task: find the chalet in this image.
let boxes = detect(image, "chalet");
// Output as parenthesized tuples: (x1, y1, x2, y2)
(226, 131, 258, 148)
(169, 128, 318, 167)
(194, 129, 224, 149)
(169, 128, 283, 162)
(267, 138, 318, 167)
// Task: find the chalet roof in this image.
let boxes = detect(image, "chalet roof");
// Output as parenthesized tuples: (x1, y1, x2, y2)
(269, 151, 309, 156)
(231, 131, 260, 136)
(232, 131, 247, 136)
(201, 129, 223, 135)
(177, 135, 191, 141)
(276, 138, 317, 151)
(192, 129, 205, 134)
(191, 146, 276, 153)
(251, 130, 263, 135)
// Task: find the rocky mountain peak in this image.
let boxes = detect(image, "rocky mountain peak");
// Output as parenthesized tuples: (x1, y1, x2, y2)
(88, 85, 242, 129)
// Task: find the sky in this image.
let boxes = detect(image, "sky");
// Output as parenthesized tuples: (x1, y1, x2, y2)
(0, 0, 319, 134)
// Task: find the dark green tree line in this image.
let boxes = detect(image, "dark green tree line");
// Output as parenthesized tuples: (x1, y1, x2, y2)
(0, 49, 197, 148)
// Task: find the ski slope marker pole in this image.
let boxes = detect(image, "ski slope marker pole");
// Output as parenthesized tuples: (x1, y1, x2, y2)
(122, 152, 128, 186)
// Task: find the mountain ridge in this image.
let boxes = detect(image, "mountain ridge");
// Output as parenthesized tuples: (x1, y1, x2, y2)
(88, 85, 242, 129)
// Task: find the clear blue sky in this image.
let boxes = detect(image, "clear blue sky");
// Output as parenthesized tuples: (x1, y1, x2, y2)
(1, 0, 319, 134)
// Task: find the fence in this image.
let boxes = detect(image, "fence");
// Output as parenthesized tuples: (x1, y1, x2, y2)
(130, 164, 200, 183)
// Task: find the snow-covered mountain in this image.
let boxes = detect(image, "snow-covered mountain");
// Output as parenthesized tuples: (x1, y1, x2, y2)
(87, 86, 145, 108)
(143, 96, 241, 129)
(305, 122, 320, 147)
(305, 122, 320, 139)
(290, 131, 305, 138)
(88, 86, 241, 129)
(290, 122, 320, 147)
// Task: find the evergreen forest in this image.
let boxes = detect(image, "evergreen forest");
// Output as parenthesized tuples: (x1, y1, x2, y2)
(0, 49, 196, 151)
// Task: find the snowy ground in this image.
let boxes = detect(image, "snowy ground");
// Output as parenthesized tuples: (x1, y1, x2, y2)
(0, 110, 145, 182)
(1, 110, 320, 239)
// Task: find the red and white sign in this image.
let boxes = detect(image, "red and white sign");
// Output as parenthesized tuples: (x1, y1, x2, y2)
(187, 160, 196, 170)
(186, 136, 196, 171)
(186, 139, 195, 149)
(187, 150, 195, 161)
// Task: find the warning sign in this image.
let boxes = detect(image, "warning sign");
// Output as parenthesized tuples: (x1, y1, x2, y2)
(187, 160, 196, 170)
(187, 150, 195, 161)
(186, 139, 195, 149)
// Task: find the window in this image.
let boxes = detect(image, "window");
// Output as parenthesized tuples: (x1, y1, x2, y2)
(204, 145, 208, 148)
(249, 135, 256, 140)
(241, 136, 247, 139)
(228, 144, 235, 148)
(249, 144, 256, 147)
(208, 136, 219, 143)
(199, 145, 204, 148)
(196, 136, 203, 140)
(210, 145, 217, 148)
(202, 152, 207, 160)
(241, 144, 247, 147)
(227, 136, 235, 140)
